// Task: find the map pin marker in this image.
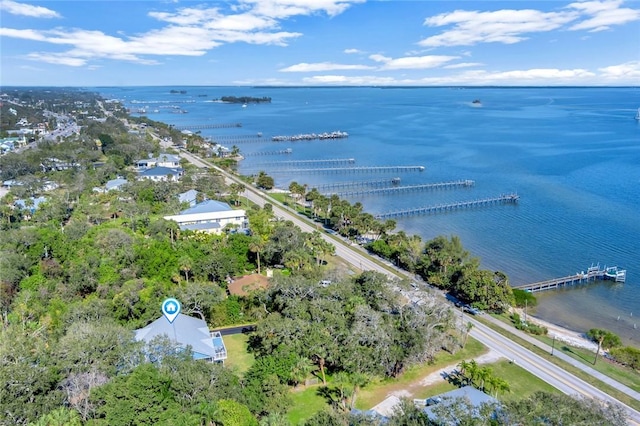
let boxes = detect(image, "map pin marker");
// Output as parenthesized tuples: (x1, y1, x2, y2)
(162, 298, 181, 323)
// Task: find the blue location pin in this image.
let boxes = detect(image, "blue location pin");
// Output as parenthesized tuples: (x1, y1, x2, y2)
(162, 298, 181, 323)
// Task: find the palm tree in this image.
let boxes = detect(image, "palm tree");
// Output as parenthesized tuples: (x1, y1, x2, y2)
(332, 371, 352, 411)
(249, 237, 265, 274)
(290, 357, 315, 389)
(462, 321, 474, 348)
(179, 256, 192, 283)
(349, 372, 370, 410)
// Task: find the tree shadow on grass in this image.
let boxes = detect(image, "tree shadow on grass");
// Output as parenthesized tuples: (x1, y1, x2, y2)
(316, 385, 338, 406)
(561, 345, 593, 363)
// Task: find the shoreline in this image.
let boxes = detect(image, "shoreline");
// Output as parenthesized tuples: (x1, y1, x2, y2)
(522, 312, 598, 351)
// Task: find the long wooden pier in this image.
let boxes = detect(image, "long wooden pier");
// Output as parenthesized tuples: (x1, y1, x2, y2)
(246, 158, 356, 168)
(332, 180, 474, 197)
(244, 149, 293, 156)
(315, 178, 401, 192)
(268, 166, 425, 174)
(374, 193, 518, 219)
(514, 264, 627, 293)
(175, 123, 242, 131)
(211, 134, 263, 141)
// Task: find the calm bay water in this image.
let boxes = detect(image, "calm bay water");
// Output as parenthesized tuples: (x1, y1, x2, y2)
(98, 86, 640, 345)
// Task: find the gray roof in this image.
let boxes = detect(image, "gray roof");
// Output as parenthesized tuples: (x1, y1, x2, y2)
(138, 166, 183, 177)
(422, 386, 498, 420)
(135, 313, 218, 360)
(105, 178, 128, 190)
(14, 196, 47, 211)
(179, 222, 221, 232)
(180, 199, 232, 215)
(178, 189, 198, 203)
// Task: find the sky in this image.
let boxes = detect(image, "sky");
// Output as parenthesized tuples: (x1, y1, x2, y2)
(1, 0, 639, 86)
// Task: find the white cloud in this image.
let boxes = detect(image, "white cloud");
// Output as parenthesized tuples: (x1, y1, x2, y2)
(0, 0, 60, 18)
(344, 48, 362, 54)
(567, 0, 640, 31)
(420, 8, 578, 47)
(280, 62, 374, 72)
(0, 0, 356, 67)
(420, 1, 640, 47)
(444, 62, 484, 69)
(369, 54, 459, 69)
(598, 60, 640, 78)
(237, 0, 365, 19)
(26, 52, 87, 66)
(303, 75, 402, 85)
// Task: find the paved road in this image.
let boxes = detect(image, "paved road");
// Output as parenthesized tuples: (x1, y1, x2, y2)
(177, 148, 640, 425)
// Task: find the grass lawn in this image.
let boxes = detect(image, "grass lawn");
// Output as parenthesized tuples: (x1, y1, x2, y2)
(287, 386, 330, 425)
(222, 333, 255, 376)
(488, 359, 558, 401)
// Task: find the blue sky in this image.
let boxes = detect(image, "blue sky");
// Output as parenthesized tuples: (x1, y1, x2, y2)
(1, 0, 639, 86)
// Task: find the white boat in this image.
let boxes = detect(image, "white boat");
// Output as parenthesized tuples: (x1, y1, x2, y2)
(635, 108, 640, 120)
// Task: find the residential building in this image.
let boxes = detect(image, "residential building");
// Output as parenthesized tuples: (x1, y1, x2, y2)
(135, 313, 227, 363)
(137, 166, 183, 182)
(135, 153, 181, 169)
(163, 199, 247, 234)
(178, 189, 199, 207)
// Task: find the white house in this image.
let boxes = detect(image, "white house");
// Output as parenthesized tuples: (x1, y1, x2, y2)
(163, 200, 247, 234)
(135, 153, 181, 169)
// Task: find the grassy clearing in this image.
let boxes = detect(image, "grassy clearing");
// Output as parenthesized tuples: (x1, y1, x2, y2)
(478, 314, 640, 412)
(287, 386, 330, 425)
(222, 333, 255, 376)
(488, 359, 558, 401)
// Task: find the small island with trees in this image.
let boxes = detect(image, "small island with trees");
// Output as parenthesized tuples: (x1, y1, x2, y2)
(218, 96, 272, 104)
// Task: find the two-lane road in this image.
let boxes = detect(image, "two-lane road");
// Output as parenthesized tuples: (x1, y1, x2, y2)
(176, 148, 640, 425)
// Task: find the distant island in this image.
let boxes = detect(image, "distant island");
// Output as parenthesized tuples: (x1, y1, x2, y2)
(170, 89, 187, 94)
(219, 96, 272, 104)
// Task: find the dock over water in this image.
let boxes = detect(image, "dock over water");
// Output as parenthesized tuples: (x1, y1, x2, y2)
(175, 123, 242, 130)
(374, 193, 518, 219)
(514, 264, 627, 293)
(268, 165, 425, 174)
(331, 180, 474, 197)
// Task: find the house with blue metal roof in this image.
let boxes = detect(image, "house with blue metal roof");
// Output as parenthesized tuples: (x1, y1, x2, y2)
(164, 199, 247, 234)
(137, 166, 184, 182)
(135, 313, 227, 363)
(420, 386, 499, 423)
(178, 189, 199, 207)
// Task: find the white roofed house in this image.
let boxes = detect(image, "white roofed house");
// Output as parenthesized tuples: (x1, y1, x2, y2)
(164, 200, 247, 234)
(135, 153, 181, 170)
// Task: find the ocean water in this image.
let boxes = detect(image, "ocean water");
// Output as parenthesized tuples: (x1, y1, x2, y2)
(97, 86, 640, 345)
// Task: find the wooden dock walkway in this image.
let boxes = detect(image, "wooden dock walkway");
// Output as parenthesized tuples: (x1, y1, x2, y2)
(332, 180, 474, 197)
(315, 178, 401, 192)
(175, 123, 242, 131)
(244, 149, 293, 157)
(268, 165, 425, 174)
(247, 158, 355, 169)
(514, 264, 627, 293)
(374, 193, 518, 219)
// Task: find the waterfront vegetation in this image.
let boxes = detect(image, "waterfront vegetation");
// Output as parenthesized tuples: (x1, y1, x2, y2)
(0, 88, 634, 425)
